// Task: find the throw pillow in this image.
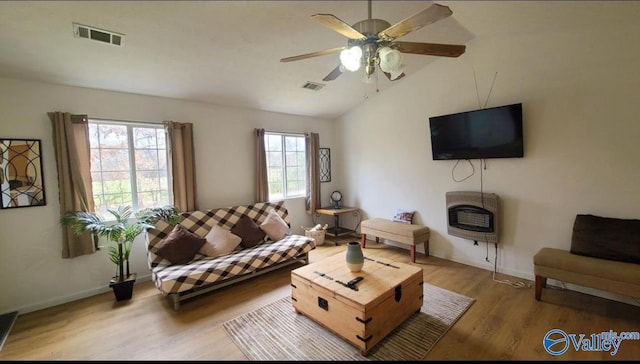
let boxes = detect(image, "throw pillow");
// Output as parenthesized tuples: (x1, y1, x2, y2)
(393, 209, 415, 224)
(231, 214, 266, 248)
(155, 224, 206, 265)
(199, 225, 243, 258)
(570, 214, 640, 264)
(260, 210, 291, 241)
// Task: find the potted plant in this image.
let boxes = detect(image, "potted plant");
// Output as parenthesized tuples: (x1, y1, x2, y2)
(61, 205, 180, 301)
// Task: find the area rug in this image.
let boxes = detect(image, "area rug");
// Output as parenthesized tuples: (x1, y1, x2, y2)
(223, 283, 474, 361)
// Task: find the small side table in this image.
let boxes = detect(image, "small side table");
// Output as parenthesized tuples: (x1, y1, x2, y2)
(314, 206, 360, 244)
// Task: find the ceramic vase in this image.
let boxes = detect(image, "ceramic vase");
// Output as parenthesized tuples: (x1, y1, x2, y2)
(346, 241, 364, 272)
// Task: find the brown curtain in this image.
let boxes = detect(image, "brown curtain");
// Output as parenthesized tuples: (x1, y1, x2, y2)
(305, 132, 321, 214)
(164, 121, 197, 212)
(254, 128, 269, 203)
(48, 112, 96, 258)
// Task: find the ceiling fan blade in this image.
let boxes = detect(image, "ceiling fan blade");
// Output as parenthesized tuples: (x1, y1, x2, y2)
(323, 64, 343, 81)
(311, 14, 367, 40)
(395, 41, 466, 58)
(280, 47, 346, 63)
(379, 4, 453, 40)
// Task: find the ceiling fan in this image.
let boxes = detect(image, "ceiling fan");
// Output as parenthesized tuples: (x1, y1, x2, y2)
(280, 1, 466, 82)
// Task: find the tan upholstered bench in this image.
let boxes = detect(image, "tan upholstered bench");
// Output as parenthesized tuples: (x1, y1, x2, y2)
(533, 247, 640, 301)
(359, 218, 430, 263)
(533, 214, 640, 303)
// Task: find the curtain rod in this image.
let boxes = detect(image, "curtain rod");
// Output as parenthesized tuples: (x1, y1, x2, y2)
(263, 129, 307, 136)
(89, 117, 163, 125)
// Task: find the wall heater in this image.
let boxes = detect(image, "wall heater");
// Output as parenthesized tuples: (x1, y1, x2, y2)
(445, 191, 499, 244)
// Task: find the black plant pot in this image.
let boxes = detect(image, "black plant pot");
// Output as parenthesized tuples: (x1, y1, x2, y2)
(109, 273, 136, 301)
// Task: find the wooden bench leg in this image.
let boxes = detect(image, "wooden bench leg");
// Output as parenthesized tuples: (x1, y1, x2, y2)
(409, 240, 429, 263)
(535, 275, 546, 301)
(360, 233, 367, 248)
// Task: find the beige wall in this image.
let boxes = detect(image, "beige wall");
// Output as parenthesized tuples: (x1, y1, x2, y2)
(0, 77, 338, 314)
(335, 11, 640, 304)
(2, 2, 639, 314)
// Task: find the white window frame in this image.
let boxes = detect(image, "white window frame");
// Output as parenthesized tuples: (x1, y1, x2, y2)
(88, 119, 172, 217)
(264, 132, 306, 201)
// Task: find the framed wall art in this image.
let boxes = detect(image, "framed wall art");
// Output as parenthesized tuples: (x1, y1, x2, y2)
(319, 147, 331, 183)
(0, 139, 46, 209)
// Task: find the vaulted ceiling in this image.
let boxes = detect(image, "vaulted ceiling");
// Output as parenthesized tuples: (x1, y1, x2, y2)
(0, 1, 637, 119)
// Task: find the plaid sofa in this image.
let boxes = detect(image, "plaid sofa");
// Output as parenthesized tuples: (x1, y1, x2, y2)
(145, 200, 316, 310)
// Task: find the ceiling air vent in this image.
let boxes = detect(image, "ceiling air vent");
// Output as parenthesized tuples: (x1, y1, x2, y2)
(302, 82, 325, 91)
(73, 23, 125, 47)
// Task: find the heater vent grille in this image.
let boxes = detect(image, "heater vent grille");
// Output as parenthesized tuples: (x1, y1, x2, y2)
(73, 23, 125, 47)
(302, 82, 325, 91)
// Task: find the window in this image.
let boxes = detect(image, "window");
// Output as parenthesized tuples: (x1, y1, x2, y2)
(264, 132, 306, 200)
(89, 120, 171, 217)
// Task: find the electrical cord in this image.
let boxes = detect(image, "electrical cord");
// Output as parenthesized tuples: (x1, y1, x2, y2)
(480, 159, 491, 245)
(476, 158, 529, 288)
(480, 159, 484, 199)
(447, 129, 526, 288)
(452, 159, 475, 182)
(491, 242, 532, 289)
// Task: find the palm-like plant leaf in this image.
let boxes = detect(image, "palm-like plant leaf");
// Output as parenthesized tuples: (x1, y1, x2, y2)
(108, 205, 133, 224)
(123, 224, 144, 243)
(137, 205, 181, 226)
(61, 205, 180, 282)
(107, 244, 121, 265)
(61, 211, 105, 236)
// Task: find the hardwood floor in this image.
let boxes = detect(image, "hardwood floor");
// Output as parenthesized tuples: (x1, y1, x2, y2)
(1, 237, 639, 360)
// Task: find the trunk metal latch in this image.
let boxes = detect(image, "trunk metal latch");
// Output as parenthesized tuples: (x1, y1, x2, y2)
(394, 285, 402, 302)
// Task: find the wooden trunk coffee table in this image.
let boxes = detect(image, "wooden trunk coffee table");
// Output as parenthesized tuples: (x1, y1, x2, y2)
(290, 249, 423, 355)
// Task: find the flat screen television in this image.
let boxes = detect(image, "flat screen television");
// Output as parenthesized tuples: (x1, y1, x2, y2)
(429, 103, 524, 160)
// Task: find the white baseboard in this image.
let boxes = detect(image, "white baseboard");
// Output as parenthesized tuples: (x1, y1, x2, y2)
(380, 239, 640, 307)
(11, 273, 153, 315)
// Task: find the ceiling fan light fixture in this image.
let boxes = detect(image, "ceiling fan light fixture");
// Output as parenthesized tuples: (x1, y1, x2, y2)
(282, 2, 464, 83)
(388, 67, 405, 81)
(378, 47, 403, 72)
(340, 46, 362, 72)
